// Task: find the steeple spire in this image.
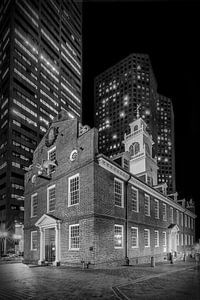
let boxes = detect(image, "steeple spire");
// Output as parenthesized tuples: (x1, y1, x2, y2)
(136, 104, 141, 119)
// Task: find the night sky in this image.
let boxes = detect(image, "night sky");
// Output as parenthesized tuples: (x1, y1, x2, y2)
(82, 0, 200, 233)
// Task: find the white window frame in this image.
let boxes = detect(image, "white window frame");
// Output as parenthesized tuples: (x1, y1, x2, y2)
(31, 193, 38, 217)
(163, 203, 167, 221)
(114, 224, 123, 249)
(191, 236, 194, 245)
(170, 207, 173, 223)
(185, 234, 187, 245)
(131, 187, 139, 212)
(177, 233, 179, 246)
(68, 173, 80, 207)
(154, 199, 159, 219)
(176, 210, 179, 225)
(181, 213, 183, 226)
(131, 227, 138, 248)
(47, 184, 56, 212)
(188, 216, 190, 228)
(144, 194, 150, 216)
(185, 214, 187, 227)
(163, 231, 167, 247)
(181, 233, 184, 245)
(154, 230, 159, 247)
(31, 231, 37, 251)
(114, 178, 124, 208)
(144, 229, 150, 247)
(188, 235, 191, 245)
(69, 224, 80, 250)
(47, 146, 56, 174)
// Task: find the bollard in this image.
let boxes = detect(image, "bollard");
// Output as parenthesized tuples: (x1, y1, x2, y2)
(151, 256, 155, 267)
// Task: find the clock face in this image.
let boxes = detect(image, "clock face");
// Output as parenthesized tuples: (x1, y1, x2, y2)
(45, 127, 58, 147)
(70, 149, 78, 161)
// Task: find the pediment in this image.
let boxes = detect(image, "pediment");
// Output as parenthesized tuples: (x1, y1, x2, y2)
(168, 224, 180, 232)
(35, 214, 61, 228)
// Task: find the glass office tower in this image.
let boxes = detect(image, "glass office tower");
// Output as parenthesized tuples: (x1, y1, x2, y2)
(0, 0, 82, 252)
(94, 53, 175, 195)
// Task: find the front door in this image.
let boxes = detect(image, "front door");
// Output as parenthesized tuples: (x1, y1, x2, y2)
(45, 228, 55, 263)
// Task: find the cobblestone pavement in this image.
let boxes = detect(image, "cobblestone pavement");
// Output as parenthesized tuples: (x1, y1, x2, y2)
(0, 261, 199, 299)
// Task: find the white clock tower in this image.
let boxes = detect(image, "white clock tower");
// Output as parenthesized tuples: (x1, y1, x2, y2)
(124, 114, 158, 186)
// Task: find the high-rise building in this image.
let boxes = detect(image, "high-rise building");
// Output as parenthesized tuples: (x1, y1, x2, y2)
(0, 0, 82, 252)
(156, 94, 175, 195)
(94, 53, 175, 195)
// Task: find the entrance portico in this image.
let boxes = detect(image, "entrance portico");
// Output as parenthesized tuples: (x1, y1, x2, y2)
(35, 214, 61, 266)
(168, 224, 180, 253)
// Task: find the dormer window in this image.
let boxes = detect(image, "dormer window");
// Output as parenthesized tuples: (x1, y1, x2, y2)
(129, 142, 140, 156)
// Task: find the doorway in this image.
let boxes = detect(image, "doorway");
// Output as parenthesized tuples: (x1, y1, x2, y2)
(45, 228, 55, 263)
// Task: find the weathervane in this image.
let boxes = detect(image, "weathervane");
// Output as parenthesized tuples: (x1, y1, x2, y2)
(136, 104, 141, 118)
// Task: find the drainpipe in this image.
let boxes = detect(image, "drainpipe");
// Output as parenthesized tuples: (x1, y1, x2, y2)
(124, 174, 132, 266)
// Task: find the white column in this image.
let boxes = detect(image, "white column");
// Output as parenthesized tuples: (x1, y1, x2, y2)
(54, 223, 60, 266)
(38, 228, 44, 265)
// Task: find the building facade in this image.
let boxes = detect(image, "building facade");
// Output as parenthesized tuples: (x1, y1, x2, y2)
(94, 53, 175, 195)
(24, 112, 196, 267)
(0, 0, 82, 253)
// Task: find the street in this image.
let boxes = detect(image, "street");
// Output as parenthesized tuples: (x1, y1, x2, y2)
(0, 262, 199, 299)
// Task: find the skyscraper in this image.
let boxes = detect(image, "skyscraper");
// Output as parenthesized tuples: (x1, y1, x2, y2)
(0, 0, 82, 251)
(94, 53, 175, 195)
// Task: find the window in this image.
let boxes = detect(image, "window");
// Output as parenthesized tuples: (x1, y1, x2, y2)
(31, 193, 38, 217)
(181, 234, 184, 246)
(114, 225, 123, 248)
(181, 213, 183, 226)
(185, 214, 187, 227)
(154, 230, 159, 247)
(163, 203, 167, 221)
(170, 207, 173, 223)
(48, 146, 56, 174)
(185, 234, 187, 245)
(47, 185, 56, 212)
(177, 233, 179, 246)
(188, 216, 190, 228)
(69, 224, 79, 250)
(191, 236, 194, 245)
(129, 142, 140, 156)
(191, 218, 194, 229)
(131, 187, 138, 212)
(31, 231, 37, 250)
(68, 174, 80, 206)
(154, 200, 159, 219)
(163, 231, 167, 247)
(188, 235, 191, 245)
(114, 178, 124, 207)
(144, 194, 150, 216)
(144, 229, 150, 247)
(176, 210, 179, 225)
(131, 227, 138, 248)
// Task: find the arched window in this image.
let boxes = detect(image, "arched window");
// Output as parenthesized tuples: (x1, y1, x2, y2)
(134, 125, 138, 132)
(129, 142, 140, 156)
(145, 143, 150, 155)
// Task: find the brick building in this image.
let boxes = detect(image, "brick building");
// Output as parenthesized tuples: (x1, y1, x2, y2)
(24, 111, 196, 266)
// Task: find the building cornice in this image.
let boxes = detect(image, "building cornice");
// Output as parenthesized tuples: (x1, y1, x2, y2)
(97, 156, 196, 219)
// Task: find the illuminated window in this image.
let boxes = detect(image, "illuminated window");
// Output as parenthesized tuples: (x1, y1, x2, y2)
(69, 224, 79, 250)
(47, 185, 56, 212)
(114, 178, 124, 207)
(68, 174, 80, 206)
(129, 142, 140, 156)
(185, 234, 187, 245)
(31, 193, 38, 217)
(163, 203, 167, 221)
(144, 194, 150, 216)
(154, 200, 159, 219)
(131, 187, 138, 212)
(154, 230, 159, 247)
(31, 231, 37, 250)
(131, 227, 138, 248)
(144, 229, 150, 247)
(48, 147, 56, 174)
(163, 231, 167, 246)
(176, 210, 179, 225)
(114, 225, 123, 248)
(170, 207, 173, 223)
